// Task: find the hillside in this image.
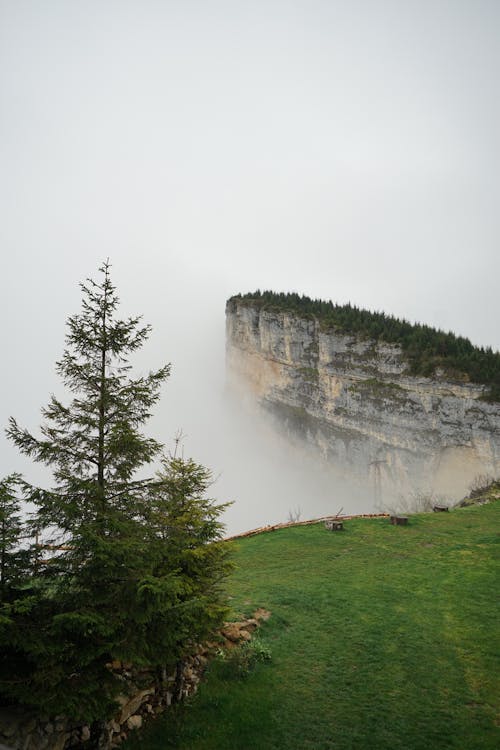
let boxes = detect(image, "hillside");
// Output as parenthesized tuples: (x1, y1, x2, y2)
(126, 491, 500, 750)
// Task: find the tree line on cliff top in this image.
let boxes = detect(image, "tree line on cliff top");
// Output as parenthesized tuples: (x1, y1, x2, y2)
(0, 262, 231, 724)
(230, 291, 500, 402)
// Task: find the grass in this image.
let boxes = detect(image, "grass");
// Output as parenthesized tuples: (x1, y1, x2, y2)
(125, 501, 500, 749)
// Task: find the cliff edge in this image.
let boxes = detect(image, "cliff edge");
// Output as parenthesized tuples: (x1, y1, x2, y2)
(226, 295, 500, 501)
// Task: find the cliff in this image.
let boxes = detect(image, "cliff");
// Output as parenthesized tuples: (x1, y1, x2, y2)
(225, 297, 500, 502)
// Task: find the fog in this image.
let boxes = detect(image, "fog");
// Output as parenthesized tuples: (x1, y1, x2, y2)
(1, 1, 499, 533)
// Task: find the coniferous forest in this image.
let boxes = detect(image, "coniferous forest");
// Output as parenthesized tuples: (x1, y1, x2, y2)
(230, 291, 500, 402)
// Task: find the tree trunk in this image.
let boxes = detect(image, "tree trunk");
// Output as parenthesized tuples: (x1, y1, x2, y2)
(97, 276, 108, 496)
(390, 515, 408, 526)
(325, 520, 344, 531)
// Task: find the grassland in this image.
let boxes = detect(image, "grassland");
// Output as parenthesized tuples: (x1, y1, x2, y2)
(125, 499, 500, 749)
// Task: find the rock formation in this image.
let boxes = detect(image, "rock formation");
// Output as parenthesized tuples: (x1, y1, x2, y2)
(226, 298, 500, 503)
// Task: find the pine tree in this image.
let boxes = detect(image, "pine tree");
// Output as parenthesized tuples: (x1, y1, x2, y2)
(1, 262, 231, 721)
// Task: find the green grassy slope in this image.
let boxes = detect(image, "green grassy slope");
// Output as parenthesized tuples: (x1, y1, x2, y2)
(126, 501, 500, 750)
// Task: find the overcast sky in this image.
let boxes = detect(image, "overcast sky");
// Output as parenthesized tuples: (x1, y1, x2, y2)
(1, 1, 499, 530)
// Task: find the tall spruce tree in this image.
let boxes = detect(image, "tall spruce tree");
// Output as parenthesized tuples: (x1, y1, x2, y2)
(8, 260, 169, 535)
(1, 262, 231, 721)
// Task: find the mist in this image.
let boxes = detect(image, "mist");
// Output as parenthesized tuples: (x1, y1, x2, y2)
(1, 1, 499, 534)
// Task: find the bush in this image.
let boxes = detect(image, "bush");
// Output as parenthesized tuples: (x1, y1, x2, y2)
(218, 637, 272, 678)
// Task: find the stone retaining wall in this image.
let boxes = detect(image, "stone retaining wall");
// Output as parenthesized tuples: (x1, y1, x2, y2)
(0, 612, 268, 750)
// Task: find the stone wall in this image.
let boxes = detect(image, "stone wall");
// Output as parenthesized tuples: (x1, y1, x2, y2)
(0, 614, 267, 750)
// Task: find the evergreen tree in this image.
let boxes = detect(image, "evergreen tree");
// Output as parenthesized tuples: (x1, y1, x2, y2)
(136, 447, 232, 662)
(1, 262, 231, 721)
(0, 474, 26, 598)
(7, 260, 169, 537)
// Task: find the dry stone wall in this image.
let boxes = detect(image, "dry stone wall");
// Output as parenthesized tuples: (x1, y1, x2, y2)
(0, 613, 267, 750)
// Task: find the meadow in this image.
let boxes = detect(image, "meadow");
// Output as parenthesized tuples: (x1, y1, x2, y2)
(125, 499, 499, 749)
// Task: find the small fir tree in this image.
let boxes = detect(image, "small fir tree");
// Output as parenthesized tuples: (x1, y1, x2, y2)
(135, 444, 232, 663)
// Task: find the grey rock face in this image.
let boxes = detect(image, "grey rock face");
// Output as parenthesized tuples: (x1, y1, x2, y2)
(226, 300, 500, 500)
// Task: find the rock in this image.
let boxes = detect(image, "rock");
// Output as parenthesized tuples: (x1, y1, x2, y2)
(204, 640, 219, 651)
(254, 608, 271, 621)
(126, 715, 142, 731)
(118, 688, 153, 724)
(242, 618, 259, 631)
(80, 726, 91, 742)
(221, 622, 247, 642)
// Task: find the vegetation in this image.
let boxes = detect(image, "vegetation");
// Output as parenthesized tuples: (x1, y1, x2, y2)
(230, 291, 500, 401)
(126, 498, 500, 750)
(0, 474, 27, 594)
(216, 637, 272, 679)
(297, 366, 319, 382)
(348, 378, 405, 399)
(458, 476, 500, 507)
(0, 263, 231, 722)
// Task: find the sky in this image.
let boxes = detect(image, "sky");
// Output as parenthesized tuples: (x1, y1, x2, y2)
(1, 1, 499, 532)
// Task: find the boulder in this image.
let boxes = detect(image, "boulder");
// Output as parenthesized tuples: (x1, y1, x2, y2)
(126, 715, 142, 731)
(119, 688, 153, 724)
(221, 622, 245, 642)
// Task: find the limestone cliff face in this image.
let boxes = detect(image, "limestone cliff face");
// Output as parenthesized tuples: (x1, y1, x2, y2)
(226, 299, 500, 500)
